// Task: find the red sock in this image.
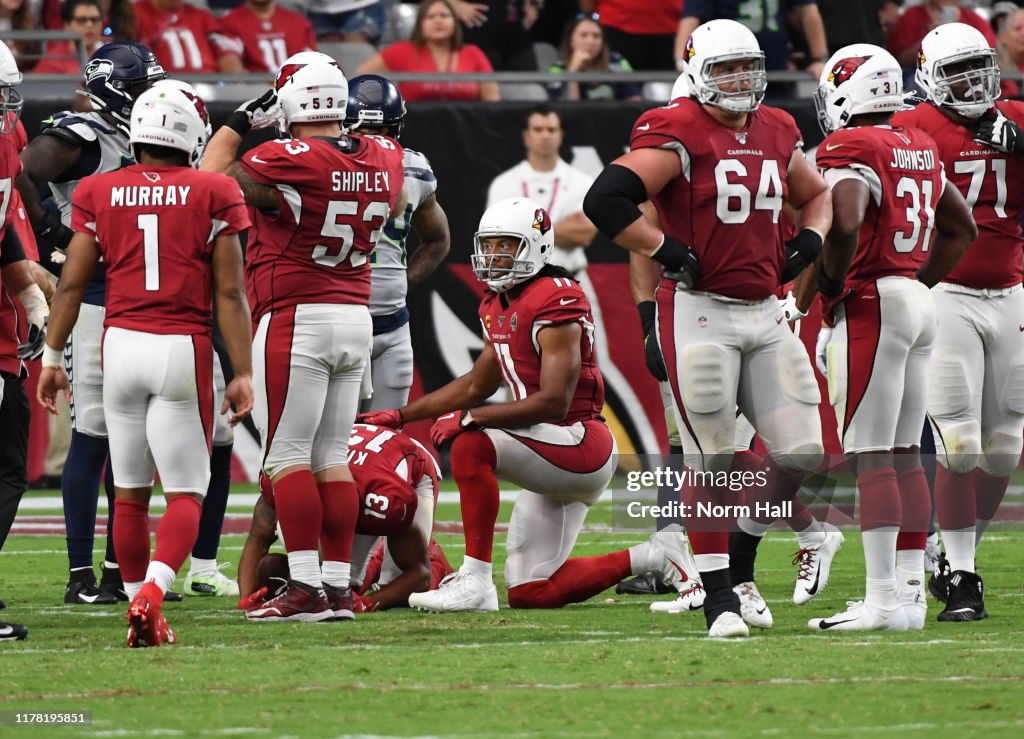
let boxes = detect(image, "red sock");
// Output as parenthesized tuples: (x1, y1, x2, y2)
(451, 431, 499, 563)
(858, 467, 901, 531)
(896, 466, 930, 550)
(934, 465, 975, 530)
(507, 550, 631, 609)
(112, 499, 151, 584)
(318, 480, 357, 562)
(274, 470, 321, 552)
(152, 496, 202, 573)
(974, 470, 1009, 522)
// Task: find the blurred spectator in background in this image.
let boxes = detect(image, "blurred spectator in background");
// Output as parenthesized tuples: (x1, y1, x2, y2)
(451, 0, 539, 71)
(306, 0, 386, 43)
(0, 0, 41, 71)
(548, 13, 640, 101)
(530, 0, 582, 49)
(579, 0, 680, 71)
(357, 0, 499, 101)
(103, 0, 137, 41)
(34, 0, 105, 74)
(817, 0, 901, 52)
(220, 0, 316, 73)
(134, 0, 244, 73)
(996, 6, 1024, 96)
(677, 0, 829, 78)
(887, 0, 996, 70)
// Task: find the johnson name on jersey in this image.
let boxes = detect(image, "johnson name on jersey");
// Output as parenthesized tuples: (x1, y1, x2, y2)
(893, 100, 1024, 289)
(479, 275, 604, 425)
(630, 98, 802, 300)
(369, 147, 438, 316)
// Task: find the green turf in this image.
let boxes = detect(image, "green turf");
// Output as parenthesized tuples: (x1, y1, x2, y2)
(2, 500, 1024, 737)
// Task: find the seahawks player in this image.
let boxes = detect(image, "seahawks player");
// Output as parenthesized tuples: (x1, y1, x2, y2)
(345, 74, 451, 412)
(15, 42, 166, 604)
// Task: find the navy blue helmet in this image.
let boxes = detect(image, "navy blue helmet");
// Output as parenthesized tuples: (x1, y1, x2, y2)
(345, 74, 406, 139)
(83, 42, 166, 126)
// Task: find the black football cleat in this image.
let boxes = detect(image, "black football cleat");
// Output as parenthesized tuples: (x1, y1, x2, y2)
(99, 564, 128, 602)
(0, 621, 28, 641)
(163, 590, 184, 602)
(0, 598, 6, 610)
(929, 552, 951, 603)
(615, 574, 674, 596)
(65, 578, 118, 605)
(937, 570, 988, 622)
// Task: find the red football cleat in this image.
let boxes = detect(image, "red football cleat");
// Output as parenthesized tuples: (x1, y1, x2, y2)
(323, 584, 356, 621)
(126, 589, 175, 648)
(245, 580, 333, 622)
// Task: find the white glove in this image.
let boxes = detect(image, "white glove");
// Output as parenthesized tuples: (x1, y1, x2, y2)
(815, 327, 832, 377)
(16, 283, 48, 360)
(779, 291, 808, 322)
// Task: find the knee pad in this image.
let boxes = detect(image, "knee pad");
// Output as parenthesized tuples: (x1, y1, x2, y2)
(999, 352, 1024, 415)
(777, 339, 820, 406)
(932, 419, 981, 473)
(980, 431, 1024, 477)
(450, 431, 497, 482)
(679, 344, 732, 414)
(928, 348, 972, 417)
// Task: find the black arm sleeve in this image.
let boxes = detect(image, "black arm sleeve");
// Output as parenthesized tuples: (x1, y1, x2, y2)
(583, 164, 648, 238)
(0, 224, 26, 266)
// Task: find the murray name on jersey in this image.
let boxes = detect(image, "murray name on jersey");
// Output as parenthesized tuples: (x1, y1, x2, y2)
(110, 184, 191, 207)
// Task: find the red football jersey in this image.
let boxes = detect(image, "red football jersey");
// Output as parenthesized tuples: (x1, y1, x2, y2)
(893, 101, 1024, 289)
(134, 0, 241, 73)
(242, 135, 406, 320)
(479, 275, 604, 425)
(71, 165, 250, 335)
(630, 98, 802, 300)
(348, 424, 440, 536)
(219, 4, 316, 73)
(816, 124, 944, 294)
(0, 126, 27, 375)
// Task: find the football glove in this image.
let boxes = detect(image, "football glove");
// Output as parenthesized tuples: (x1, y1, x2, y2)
(33, 207, 74, 254)
(353, 592, 379, 613)
(224, 89, 280, 135)
(779, 291, 807, 323)
(637, 301, 667, 382)
(654, 235, 700, 288)
(781, 229, 823, 283)
(430, 410, 473, 449)
(237, 586, 269, 611)
(974, 107, 1024, 156)
(815, 327, 832, 377)
(16, 285, 48, 360)
(356, 409, 404, 429)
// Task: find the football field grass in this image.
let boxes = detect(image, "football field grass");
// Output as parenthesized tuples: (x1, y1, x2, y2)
(3, 490, 1024, 738)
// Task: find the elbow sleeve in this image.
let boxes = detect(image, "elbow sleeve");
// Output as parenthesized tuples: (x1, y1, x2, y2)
(583, 164, 649, 238)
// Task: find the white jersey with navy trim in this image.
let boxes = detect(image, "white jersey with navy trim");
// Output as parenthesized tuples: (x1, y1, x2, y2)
(368, 147, 437, 317)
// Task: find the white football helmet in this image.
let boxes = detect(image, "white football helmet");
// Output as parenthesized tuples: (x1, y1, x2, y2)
(814, 44, 904, 134)
(0, 40, 23, 135)
(275, 51, 348, 133)
(472, 197, 554, 293)
(153, 79, 211, 164)
(916, 22, 999, 119)
(129, 85, 208, 167)
(670, 69, 692, 101)
(683, 19, 767, 113)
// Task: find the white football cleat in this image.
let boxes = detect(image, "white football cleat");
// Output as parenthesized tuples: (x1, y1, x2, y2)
(708, 610, 749, 638)
(184, 563, 240, 598)
(650, 580, 706, 613)
(808, 600, 910, 632)
(792, 524, 844, 605)
(407, 568, 498, 613)
(734, 581, 773, 628)
(644, 524, 700, 590)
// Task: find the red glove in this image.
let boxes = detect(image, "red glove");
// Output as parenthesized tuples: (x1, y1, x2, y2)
(353, 592, 379, 613)
(357, 409, 404, 429)
(430, 410, 472, 449)
(237, 586, 269, 612)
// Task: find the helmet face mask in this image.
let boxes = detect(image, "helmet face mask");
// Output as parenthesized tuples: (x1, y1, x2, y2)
(0, 40, 22, 135)
(472, 198, 554, 293)
(916, 23, 999, 119)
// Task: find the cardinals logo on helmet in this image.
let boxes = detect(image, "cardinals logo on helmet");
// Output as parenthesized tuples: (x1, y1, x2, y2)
(532, 208, 551, 235)
(275, 59, 342, 91)
(180, 90, 210, 126)
(917, 49, 927, 70)
(685, 36, 696, 61)
(827, 56, 871, 87)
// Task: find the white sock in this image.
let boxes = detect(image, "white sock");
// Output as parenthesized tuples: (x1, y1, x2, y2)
(188, 557, 217, 576)
(895, 566, 924, 604)
(144, 561, 177, 595)
(895, 549, 924, 575)
(943, 527, 975, 573)
(628, 542, 652, 575)
(693, 553, 729, 574)
(461, 556, 492, 581)
(975, 518, 992, 547)
(862, 527, 897, 608)
(737, 516, 770, 538)
(321, 560, 351, 589)
(125, 581, 143, 600)
(795, 518, 826, 548)
(288, 550, 321, 588)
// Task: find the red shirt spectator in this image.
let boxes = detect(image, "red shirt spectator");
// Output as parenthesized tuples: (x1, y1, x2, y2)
(219, 0, 317, 74)
(377, 41, 493, 101)
(134, 0, 243, 73)
(887, 1, 997, 69)
(33, 0, 105, 75)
